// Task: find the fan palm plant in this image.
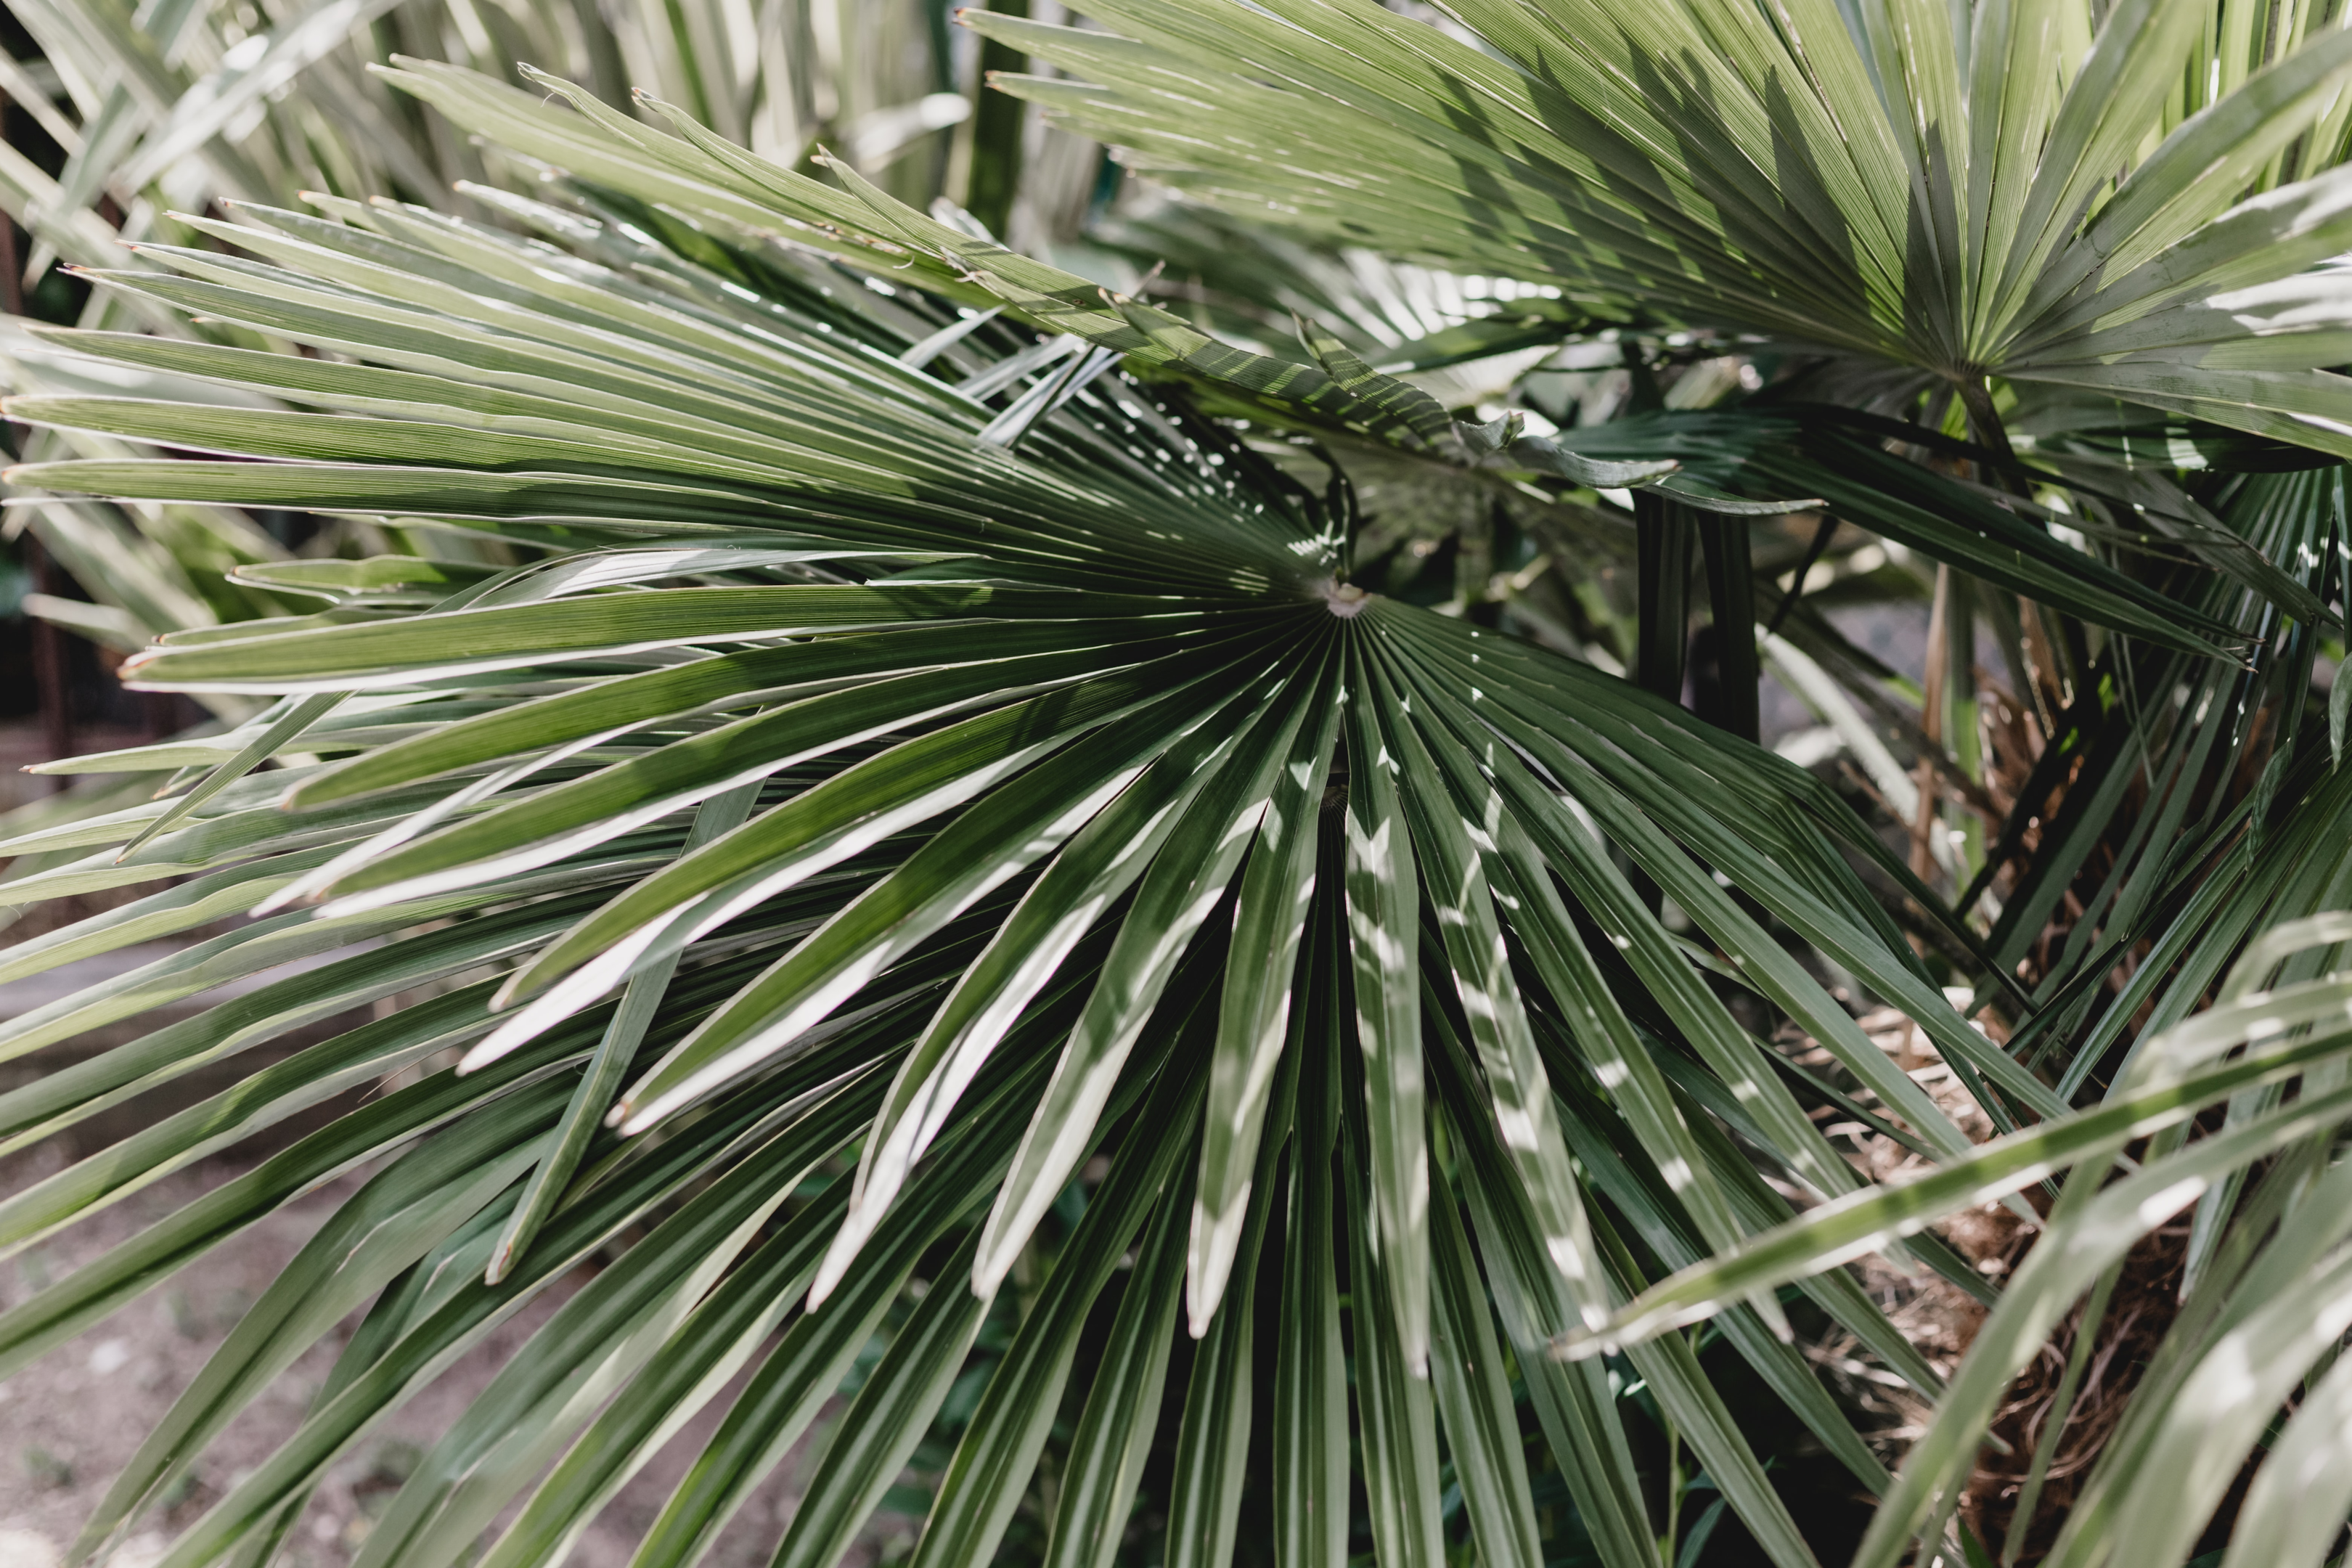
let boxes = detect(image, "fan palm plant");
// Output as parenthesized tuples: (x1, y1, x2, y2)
(0, 4, 2349, 1568)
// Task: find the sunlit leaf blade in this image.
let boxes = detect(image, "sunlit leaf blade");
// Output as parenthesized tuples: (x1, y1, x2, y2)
(623, 1026, 1066, 1568)
(661, 664, 1258, 1175)
(1442, 1061, 1670, 1568)
(976, 677, 1315, 1295)
(1336, 1049, 1447, 1568)
(769, 1230, 992, 1568)
(486, 780, 763, 1284)
(73, 1118, 550, 1564)
(473, 1177, 851, 1568)
(1340, 634, 1432, 1375)
(1188, 642, 1341, 1331)
(1564, 1013, 2352, 1357)
(1425, 1150, 1545, 1568)
(1366, 640, 1602, 1326)
(837, 666, 1277, 1304)
(1040, 1161, 1193, 1568)
(907, 1055, 1204, 1568)
(1272, 931, 1348, 1568)
(1164, 1022, 1296, 1568)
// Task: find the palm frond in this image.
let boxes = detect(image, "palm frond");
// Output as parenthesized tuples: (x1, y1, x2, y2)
(0, 83, 2050, 1566)
(977, 0, 2352, 461)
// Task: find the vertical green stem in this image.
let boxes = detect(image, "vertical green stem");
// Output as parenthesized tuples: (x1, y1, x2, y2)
(1953, 375, 2025, 497)
(965, 0, 1029, 240)
(1635, 491, 1695, 710)
(1698, 515, 1758, 743)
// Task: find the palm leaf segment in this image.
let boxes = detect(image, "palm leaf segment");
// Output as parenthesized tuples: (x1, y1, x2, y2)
(976, 0, 2352, 460)
(0, 57, 2211, 1568)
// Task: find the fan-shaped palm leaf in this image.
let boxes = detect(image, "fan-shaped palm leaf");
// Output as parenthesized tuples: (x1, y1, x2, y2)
(0, 66, 2092, 1568)
(973, 0, 2352, 460)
